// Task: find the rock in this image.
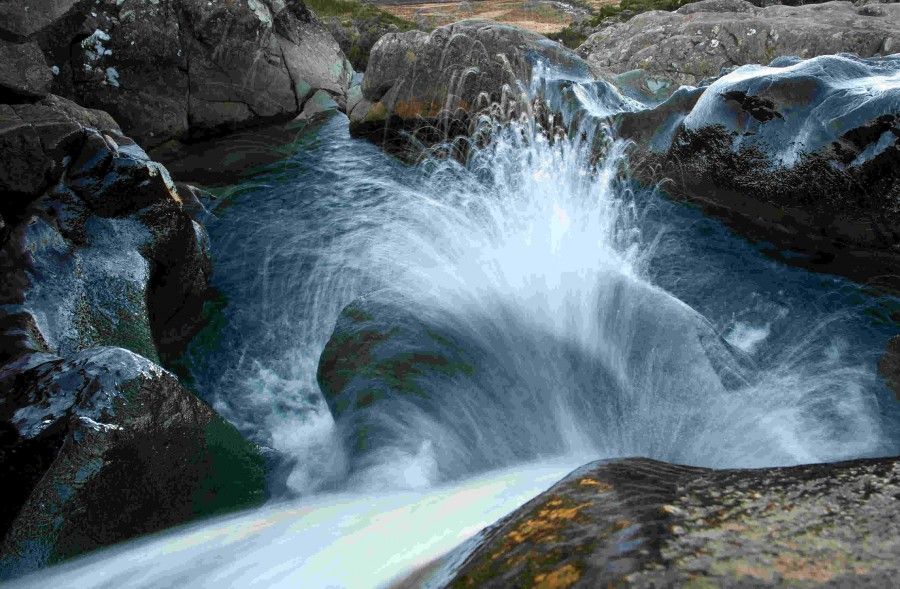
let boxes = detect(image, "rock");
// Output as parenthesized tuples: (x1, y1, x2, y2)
(350, 20, 590, 155)
(0, 94, 119, 220)
(0, 40, 52, 99)
(0, 348, 265, 578)
(318, 272, 755, 481)
(447, 455, 900, 587)
(879, 335, 900, 401)
(579, 0, 900, 98)
(13, 0, 352, 150)
(617, 53, 900, 289)
(0, 94, 261, 574)
(0, 104, 212, 362)
(0, 0, 79, 39)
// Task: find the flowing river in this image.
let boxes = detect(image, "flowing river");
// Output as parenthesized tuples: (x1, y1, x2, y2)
(9, 71, 900, 588)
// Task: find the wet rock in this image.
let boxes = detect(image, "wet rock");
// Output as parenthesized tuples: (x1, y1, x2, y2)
(13, 0, 352, 150)
(879, 335, 900, 401)
(0, 106, 211, 364)
(0, 94, 118, 219)
(0, 94, 263, 575)
(318, 275, 753, 481)
(617, 53, 900, 290)
(0, 40, 52, 99)
(579, 0, 900, 99)
(0, 348, 265, 578)
(447, 455, 900, 587)
(350, 20, 590, 156)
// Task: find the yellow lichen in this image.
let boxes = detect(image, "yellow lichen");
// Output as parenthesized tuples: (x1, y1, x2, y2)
(577, 478, 613, 492)
(532, 564, 581, 589)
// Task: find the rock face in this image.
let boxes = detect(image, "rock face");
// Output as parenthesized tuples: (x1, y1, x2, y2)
(578, 0, 900, 100)
(0, 95, 265, 577)
(447, 456, 900, 587)
(0, 348, 265, 577)
(349, 20, 589, 155)
(616, 53, 900, 289)
(0, 0, 352, 150)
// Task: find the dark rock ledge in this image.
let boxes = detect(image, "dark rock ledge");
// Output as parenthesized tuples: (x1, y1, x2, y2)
(446, 456, 900, 588)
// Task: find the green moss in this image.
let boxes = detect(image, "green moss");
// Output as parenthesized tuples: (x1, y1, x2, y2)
(75, 289, 159, 363)
(371, 352, 475, 397)
(344, 305, 374, 322)
(306, 0, 416, 68)
(191, 417, 267, 518)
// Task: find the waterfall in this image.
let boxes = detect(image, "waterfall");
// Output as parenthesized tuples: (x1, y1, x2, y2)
(11, 67, 899, 588)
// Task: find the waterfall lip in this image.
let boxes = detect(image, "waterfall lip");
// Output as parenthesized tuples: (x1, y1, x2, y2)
(4, 459, 585, 589)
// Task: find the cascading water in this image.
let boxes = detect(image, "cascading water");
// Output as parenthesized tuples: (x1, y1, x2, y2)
(10, 68, 900, 588)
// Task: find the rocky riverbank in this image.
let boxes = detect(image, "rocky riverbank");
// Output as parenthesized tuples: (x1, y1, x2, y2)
(1, 0, 899, 584)
(0, 90, 267, 577)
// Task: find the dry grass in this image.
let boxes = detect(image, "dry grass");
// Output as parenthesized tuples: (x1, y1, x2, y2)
(378, 0, 601, 35)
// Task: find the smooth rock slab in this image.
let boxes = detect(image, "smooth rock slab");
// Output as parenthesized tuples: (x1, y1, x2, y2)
(448, 456, 900, 587)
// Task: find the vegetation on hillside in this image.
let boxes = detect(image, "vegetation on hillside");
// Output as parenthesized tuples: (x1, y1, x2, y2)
(306, 0, 417, 69)
(551, 0, 700, 48)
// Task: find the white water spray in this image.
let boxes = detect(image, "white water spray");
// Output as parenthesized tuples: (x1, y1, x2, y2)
(10, 67, 898, 587)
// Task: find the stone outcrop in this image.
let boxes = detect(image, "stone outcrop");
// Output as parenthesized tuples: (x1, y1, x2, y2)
(578, 0, 900, 101)
(349, 19, 589, 155)
(0, 0, 353, 150)
(447, 456, 900, 587)
(0, 348, 265, 578)
(615, 53, 900, 289)
(0, 94, 265, 577)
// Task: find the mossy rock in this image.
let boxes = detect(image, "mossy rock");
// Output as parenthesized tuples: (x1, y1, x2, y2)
(0, 348, 265, 579)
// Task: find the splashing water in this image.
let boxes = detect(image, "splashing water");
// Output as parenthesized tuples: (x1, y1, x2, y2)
(12, 70, 900, 587)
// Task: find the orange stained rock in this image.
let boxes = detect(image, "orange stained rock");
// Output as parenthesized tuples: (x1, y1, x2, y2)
(577, 477, 613, 492)
(532, 563, 581, 589)
(773, 554, 865, 582)
(502, 499, 592, 546)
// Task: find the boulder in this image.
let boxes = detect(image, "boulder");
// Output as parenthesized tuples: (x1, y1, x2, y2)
(350, 20, 590, 155)
(7, 0, 352, 150)
(0, 94, 264, 575)
(447, 456, 900, 587)
(0, 348, 265, 578)
(0, 40, 53, 99)
(0, 97, 211, 363)
(616, 53, 900, 289)
(317, 271, 763, 484)
(323, 13, 410, 72)
(578, 0, 900, 100)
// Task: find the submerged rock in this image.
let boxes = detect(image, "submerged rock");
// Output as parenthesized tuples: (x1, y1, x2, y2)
(617, 53, 900, 290)
(0, 95, 264, 576)
(350, 20, 589, 156)
(2, 0, 352, 151)
(317, 273, 764, 484)
(578, 0, 900, 100)
(447, 455, 900, 587)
